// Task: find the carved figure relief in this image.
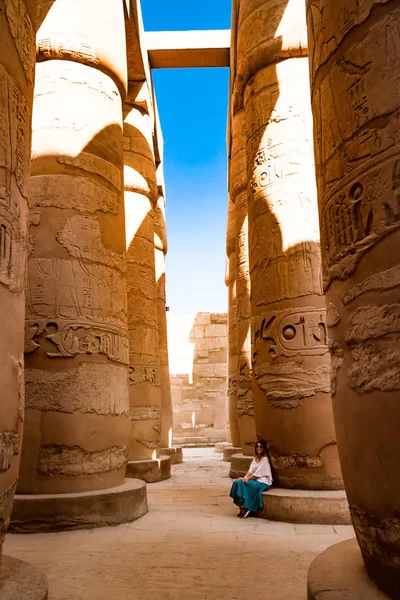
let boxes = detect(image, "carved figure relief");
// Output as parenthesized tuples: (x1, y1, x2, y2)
(5, 0, 35, 84)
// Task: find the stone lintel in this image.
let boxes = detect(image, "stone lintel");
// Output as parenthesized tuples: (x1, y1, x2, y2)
(145, 30, 230, 69)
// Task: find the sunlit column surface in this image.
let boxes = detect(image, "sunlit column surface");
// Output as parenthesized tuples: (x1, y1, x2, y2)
(225, 198, 241, 448)
(20, 0, 130, 494)
(154, 195, 173, 449)
(0, 0, 37, 560)
(236, 0, 342, 489)
(230, 109, 257, 455)
(124, 81, 162, 460)
(307, 0, 400, 595)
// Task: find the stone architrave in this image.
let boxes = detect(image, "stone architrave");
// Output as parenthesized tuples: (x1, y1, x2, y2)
(153, 195, 173, 449)
(225, 198, 241, 449)
(123, 81, 163, 463)
(20, 0, 131, 497)
(0, 0, 47, 590)
(237, 0, 343, 490)
(230, 108, 257, 456)
(307, 0, 400, 596)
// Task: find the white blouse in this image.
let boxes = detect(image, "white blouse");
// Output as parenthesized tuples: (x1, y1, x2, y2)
(249, 457, 273, 485)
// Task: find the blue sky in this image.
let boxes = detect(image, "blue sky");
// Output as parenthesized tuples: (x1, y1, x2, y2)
(141, 1, 231, 313)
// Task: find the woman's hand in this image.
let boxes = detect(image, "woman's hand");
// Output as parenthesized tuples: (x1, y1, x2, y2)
(243, 476, 248, 484)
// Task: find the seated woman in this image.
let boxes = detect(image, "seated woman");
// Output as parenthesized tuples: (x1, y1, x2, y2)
(229, 440, 273, 518)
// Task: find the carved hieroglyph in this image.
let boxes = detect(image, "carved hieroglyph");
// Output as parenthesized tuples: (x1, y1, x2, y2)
(124, 83, 162, 460)
(21, 0, 130, 495)
(0, 0, 36, 566)
(225, 201, 241, 448)
(237, 0, 342, 489)
(307, 1, 400, 595)
(229, 109, 257, 454)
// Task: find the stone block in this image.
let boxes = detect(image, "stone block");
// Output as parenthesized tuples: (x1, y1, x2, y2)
(215, 363, 228, 377)
(206, 324, 227, 338)
(126, 455, 171, 483)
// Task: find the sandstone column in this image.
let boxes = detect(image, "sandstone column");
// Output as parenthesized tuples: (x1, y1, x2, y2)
(235, 0, 343, 491)
(225, 197, 241, 455)
(231, 110, 257, 458)
(0, 0, 47, 592)
(306, 1, 400, 597)
(124, 81, 170, 483)
(154, 193, 182, 464)
(13, 0, 147, 531)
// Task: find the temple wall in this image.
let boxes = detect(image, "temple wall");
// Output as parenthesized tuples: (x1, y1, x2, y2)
(169, 312, 228, 445)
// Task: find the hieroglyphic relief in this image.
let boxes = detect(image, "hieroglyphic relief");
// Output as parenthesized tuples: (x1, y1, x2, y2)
(0, 433, 20, 472)
(29, 175, 120, 215)
(26, 215, 128, 363)
(0, 67, 27, 293)
(25, 321, 129, 363)
(344, 304, 400, 393)
(320, 157, 400, 286)
(254, 308, 329, 358)
(128, 366, 160, 386)
(37, 37, 100, 67)
(5, 0, 35, 83)
(307, 0, 392, 75)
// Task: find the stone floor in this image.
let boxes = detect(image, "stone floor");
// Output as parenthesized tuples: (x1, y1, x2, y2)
(5, 448, 355, 600)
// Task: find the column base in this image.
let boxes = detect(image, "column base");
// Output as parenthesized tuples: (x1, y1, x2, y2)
(223, 445, 242, 462)
(214, 442, 230, 453)
(126, 455, 171, 483)
(308, 538, 390, 599)
(229, 453, 253, 478)
(159, 447, 183, 465)
(9, 478, 147, 533)
(0, 556, 48, 600)
(258, 487, 351, 525)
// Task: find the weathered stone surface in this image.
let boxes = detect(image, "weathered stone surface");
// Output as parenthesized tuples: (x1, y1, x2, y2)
(230, 0, 342, 490)
(21, 1, 130, 499)
(10, 479, 147, 533)
(0, 0, 37, 573)
(0, 556, 48, 600)
(308, 539, 390, 600)
(126, 456, 171, 483)
(258, 488, 351, 525)
(124, 81, 163, 462)
(307, 0, 400, 596)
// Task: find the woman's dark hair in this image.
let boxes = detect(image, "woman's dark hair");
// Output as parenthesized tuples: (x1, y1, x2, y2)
(254, 439, 268, 461)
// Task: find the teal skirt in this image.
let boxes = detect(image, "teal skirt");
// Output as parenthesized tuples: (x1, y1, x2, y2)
(229, 479, 271, 512)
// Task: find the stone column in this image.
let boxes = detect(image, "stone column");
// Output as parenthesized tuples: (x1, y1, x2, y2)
(154, 195, 181, 464)
(225, 196, 242, 456)
(236, 0, 343, 491)
(0, 0, 47, 593)
(13, 0, 147, 531)
(124, 82, 170, 483)
(231, 109, 257, 458)
(306, 1, 400, 598)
